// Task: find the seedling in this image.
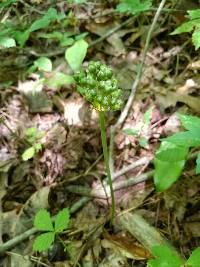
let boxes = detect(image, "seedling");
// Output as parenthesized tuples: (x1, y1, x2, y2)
(22, 127, 44, 161)
(74, 61, 124, 223)
(33, 208, 70, 252)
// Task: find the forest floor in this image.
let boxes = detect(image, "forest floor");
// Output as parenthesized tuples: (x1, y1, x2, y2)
(0, 1, 200, 266)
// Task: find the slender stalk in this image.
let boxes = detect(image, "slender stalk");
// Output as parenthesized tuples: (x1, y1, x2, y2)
(99, 111, 115, 224)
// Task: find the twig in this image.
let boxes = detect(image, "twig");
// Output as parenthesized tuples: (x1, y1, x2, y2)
(0, 197, 90, 255)
(109, 0, 167, 172)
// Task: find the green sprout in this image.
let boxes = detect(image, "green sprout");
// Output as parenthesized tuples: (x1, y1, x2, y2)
(74, 61, 124, 223)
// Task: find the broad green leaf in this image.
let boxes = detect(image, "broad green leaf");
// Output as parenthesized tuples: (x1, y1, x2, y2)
(147, 245, 183, 267)
(22, 147, 35, 161)
(163, 130, 200, 147)
(60, 37, 74, 47)
(155, 146, 188, 162)
(177, 113, 200, 132)
(116, 0, 152, 15)
(196, 153, 200, 174)
(143, 106, 154, 125)
(33, 232, 55, 252)
(65, 39, 88, 71)
(171, 20, 197, 35)
(123, 128, 139, 136)
(0, 37, 16, 48)
(45, 72, 74, 90)
(188, 9, 200, 20)
(34, 209, 54, 231)
(13, 30, 30, 47)
(29, 18, 50, 33)
(154, 158, 186, 191)
(34, 57, 52, 72)
(45, 8, 58, 20)
(54, 208, 70, 233)
(192, 28, 200, 50)
(186, 247, 200, 267)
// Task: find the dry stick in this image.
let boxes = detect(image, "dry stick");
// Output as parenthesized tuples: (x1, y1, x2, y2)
(109, 0, 167, 173)
(65, 150, 199, 199)
(0, 196, 90, 255)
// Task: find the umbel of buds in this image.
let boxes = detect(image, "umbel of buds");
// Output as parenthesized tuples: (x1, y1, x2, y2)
(74, 61, 123, 111)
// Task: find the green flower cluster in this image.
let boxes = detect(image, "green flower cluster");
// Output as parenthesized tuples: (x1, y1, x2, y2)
(74, 61, 123, 111)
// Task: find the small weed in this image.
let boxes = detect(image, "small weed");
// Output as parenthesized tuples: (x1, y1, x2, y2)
(33, 208, 70, 252)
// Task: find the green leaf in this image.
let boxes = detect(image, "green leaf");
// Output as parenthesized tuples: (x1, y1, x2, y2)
(192, 28, 200, 50)
(0, 37, 16, 48)
(147, 245, 183, 267)
(116, 0, 152, 15)
(177, 113, 200, 132)
(163, 130, 200, 147)
(65, 39, 88, 71)
(154, 158, 186, 192)
(60, 37, 74, 47)
(13, 30, 30, 47)
(188, 9, 200, 20)
(34, 57, 52, 72)
(123, 128, 139, 136)
(155, 146, 188, 162)
(171, 20, 197, 35)
(196, 153, 200, 174)
(34, 143, 42, 153)
(54, 208, 70, 233)
(143, 106, 154, 125)
(34, 209, 54, 231)
(26, 127, 37, 137)
(32, 232, 55, 252)
(22, 147, 35, 161)
(45, 72, 74, 90)
(139, 137, 148, 148)
(186, 247, 200, 267)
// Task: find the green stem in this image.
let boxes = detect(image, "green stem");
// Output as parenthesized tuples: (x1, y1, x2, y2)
(99, 111, 115, 224)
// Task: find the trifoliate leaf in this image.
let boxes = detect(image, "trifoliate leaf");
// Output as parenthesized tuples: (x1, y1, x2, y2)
(147, 245, 183, 267)
(22, 147, 35, 161)
(54, 208, 70, 233)
(33, 232, 55, 252)
(34, 57, 52, 72)
(188, 9, 200, 20)
(186, 247, 200, 267)
(34, 209, 54, 231)
(65, 39, 88, 71)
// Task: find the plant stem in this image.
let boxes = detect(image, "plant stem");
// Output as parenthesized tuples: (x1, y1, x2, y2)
(99, 111, 115, 224)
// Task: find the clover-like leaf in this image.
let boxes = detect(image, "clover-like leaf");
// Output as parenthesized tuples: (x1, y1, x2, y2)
(54, 208, 70, 233)
(34, 209, 54, 232)
(33, 232, 55, 252)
